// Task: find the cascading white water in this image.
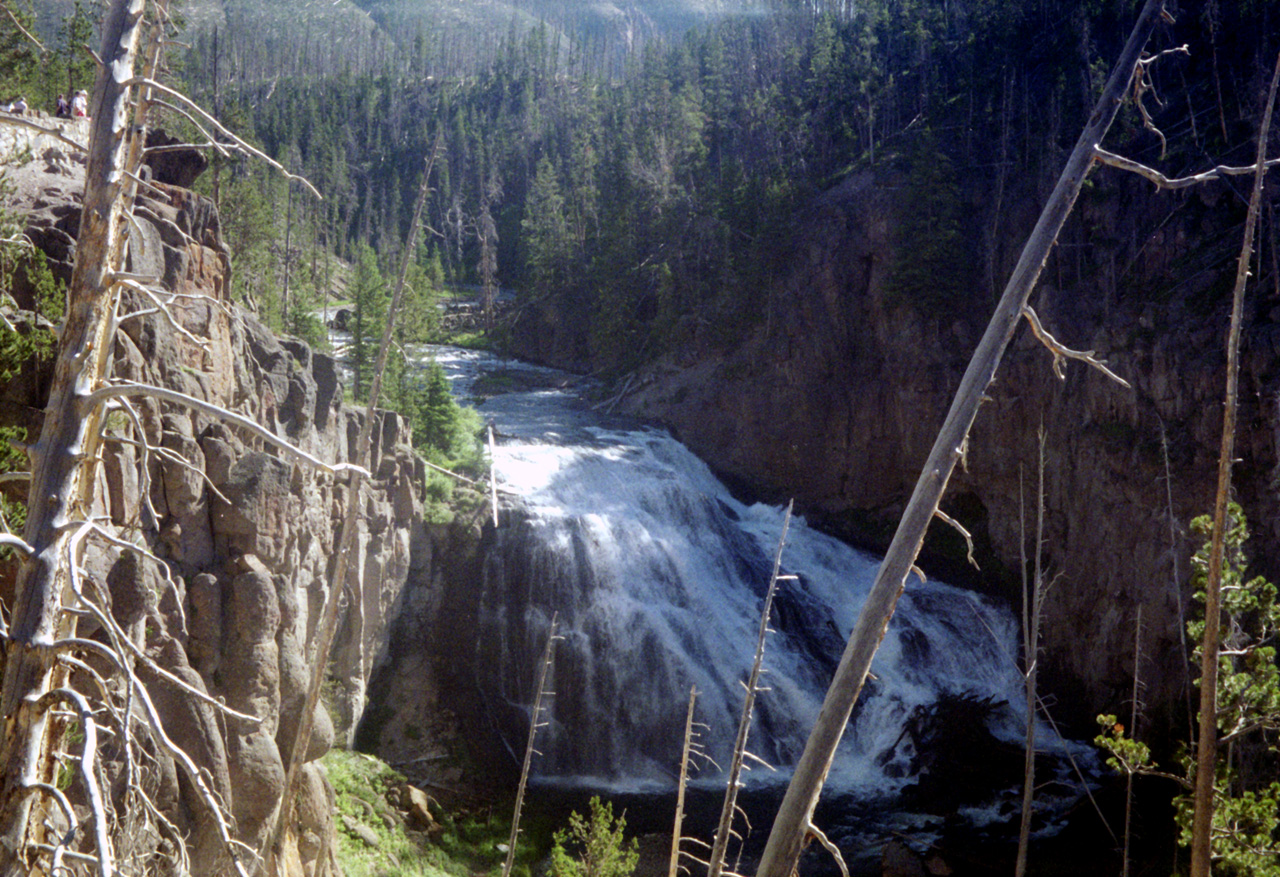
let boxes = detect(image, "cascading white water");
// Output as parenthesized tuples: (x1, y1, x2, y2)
(479, 421, 1025, 793)
(429, 347, 1072, 803)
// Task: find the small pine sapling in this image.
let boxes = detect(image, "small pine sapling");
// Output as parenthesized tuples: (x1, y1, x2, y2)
(550, 797, 639, 877)
(1096, 504, 1280, 877)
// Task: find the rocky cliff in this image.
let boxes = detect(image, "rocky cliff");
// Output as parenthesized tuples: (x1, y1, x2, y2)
(610, 166, 1280, 745)
(1, 121, 428, 874)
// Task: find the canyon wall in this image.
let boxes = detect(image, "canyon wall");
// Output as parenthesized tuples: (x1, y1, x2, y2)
(609, 168, 1280, 743)
(1, 127, 427, 874)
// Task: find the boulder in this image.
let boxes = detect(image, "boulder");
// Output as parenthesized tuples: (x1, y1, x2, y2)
(144, 128, 209, 188)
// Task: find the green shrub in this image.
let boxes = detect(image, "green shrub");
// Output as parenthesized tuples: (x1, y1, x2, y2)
(549, 797, 639, 877)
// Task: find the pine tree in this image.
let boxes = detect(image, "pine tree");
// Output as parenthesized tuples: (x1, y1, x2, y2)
(56, 1, 97, 97)
(350, 243, 387, 402)
(522, 155, 569, 292)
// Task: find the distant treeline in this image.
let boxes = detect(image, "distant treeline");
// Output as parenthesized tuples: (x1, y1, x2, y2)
(170, 2, 1280, 369)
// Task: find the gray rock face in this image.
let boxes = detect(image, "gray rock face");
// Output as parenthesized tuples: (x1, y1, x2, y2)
(615, 170, 1280, 743)
(1, 147, 424, 874)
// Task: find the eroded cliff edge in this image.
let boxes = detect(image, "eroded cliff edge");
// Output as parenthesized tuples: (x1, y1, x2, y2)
(599, 168, 1280, 743)
(0, 123, 429, 875)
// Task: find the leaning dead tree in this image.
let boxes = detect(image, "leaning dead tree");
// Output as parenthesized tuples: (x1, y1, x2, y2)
(755, 2, 1168, 874)
(1184, 48, 1280, 877)
(0, 3, 179, 872)
(0, 1, 338, 874)
(262, 128, 444, 877)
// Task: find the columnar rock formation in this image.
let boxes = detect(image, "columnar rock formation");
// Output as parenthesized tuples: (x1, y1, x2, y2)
(1, 123, 426, 874)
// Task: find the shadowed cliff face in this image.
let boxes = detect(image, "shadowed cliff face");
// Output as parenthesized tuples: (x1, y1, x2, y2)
(609, 168, 1280, 744)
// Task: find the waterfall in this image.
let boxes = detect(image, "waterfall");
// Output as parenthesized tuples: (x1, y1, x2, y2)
(438, 353, 1054, 800)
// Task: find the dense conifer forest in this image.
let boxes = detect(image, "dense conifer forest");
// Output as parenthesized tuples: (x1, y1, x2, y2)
(189, 1, 1280, 370)
(7, 1, 1276, 378)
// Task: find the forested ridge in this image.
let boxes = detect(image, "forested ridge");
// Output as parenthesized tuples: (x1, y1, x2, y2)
(156, 0, 1280, 378)
(5, 2, 1280, 374)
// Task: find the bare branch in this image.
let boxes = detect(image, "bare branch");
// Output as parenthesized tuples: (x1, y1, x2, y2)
(0, 115, 87, 152)
(106, 433, 231, 505)
(105, 396, 162, 530)
(932, 508, 978, 569)
(0, 2, 46, 52)
(58, 634, 260, 725)
(423, 457, 488, 487)
(126, 78, 320, 197)
(1094, 146, 1280, 189)
(83, 381, 369, 478)
(142, 142, 212, 154)
(35, 688, 114, 877)
(0, 533, 34, 556)
(804, 823, 848, 877)
(123, 169, 172, 201)
(1130, 46, 1188, 158)
(114, 278, 212, 349)
(146, 98, 231, 159)
(127, 671, 255, 877)
(1022, 305, 1131, 387)
(112, 277, 236, 319)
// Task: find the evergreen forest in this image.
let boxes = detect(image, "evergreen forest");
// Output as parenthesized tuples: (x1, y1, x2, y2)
(7, 0, 1273, 381)
(164, 0, 1280, 377)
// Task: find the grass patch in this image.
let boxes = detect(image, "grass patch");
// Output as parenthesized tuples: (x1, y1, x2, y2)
(322, 750, 542, 877)
(444, 329, 495, 350)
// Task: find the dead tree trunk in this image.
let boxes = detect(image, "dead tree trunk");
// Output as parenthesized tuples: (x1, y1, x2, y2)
(264, 138, 442, 875)
(0, 1, 149, 872)
(708, 503, 792, 877)
(1015, 429, 1047, 877)
(755, 3, 1167, 875)
(669, 686, 699, 877)
(1187, 47, 1280, 877)
(502, 617, 560, 877)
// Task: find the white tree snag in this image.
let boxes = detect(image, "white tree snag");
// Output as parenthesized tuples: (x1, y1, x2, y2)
(754, 4, 1167, 875)
(669, 686, 699, 877)
(1015, 429, 1047, 877)
(707, 503, 792, 877)
(1122, 605, 1143, 877)
(502, 616, 560, 877)
(0, 1, 148, 872)
(1187, 47, 1280, 877)
(262, 139, 441, 876)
